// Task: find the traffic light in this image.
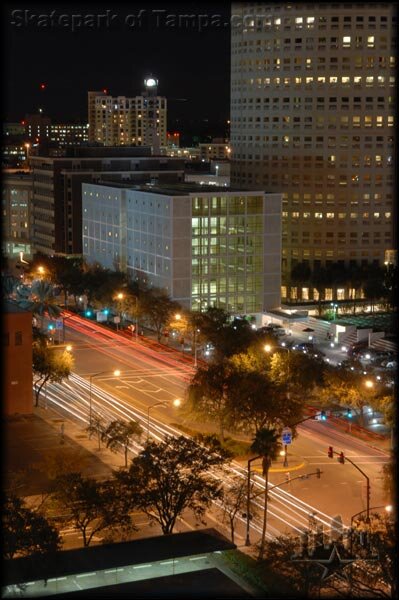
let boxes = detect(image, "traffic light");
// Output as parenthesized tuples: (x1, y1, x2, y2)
(85, 310, 92, 317)
(338, 451, 345, 464)
(346, 408, 353, 418)
(320, 410, 327, 421)
(328, 446, 334, 458)
(103, 309, 109, 316)
(47, 323, 55, 331)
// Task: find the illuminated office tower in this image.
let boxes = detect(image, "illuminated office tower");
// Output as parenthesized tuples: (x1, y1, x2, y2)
(230, 3, 396, 302)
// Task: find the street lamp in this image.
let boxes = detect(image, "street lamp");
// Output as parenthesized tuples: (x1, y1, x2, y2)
(264, 344, 291, 467)
(89, 369, 121, 426)
(147, 399, 181, 441)
(350, 505, 392, 553)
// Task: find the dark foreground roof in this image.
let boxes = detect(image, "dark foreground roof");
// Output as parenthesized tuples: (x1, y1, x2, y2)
(4, 529, 236, 586)
(41, 568, 252, 599)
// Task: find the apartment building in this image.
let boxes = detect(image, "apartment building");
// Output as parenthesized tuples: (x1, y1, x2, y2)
(88, 78, 167, 151)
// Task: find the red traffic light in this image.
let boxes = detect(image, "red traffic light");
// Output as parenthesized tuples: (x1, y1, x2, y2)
(338, 452, 345, 464)
(328, 446, 333, 458)
(40, 83, 46, 90)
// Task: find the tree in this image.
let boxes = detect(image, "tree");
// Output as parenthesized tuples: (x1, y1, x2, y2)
(19, 280, 61, 329)
(140, 288, 181, 341)
(102, 419, 142, 468)
(291, 262, 311, 301)
(51, 473, 133, 547)
(113, 435, 230, 534)
(250, 427, 281, 560)
(186, 360, 232, 440)
(269, 351, 325, 401)
(195, 308, 257, 360)
(311, 266, 329, 315)
(221, 475, 257, 544)
(348, 512, 396, 598)
(32, 343, 74, 407)
(51, 256, 84, 306)
(226, 369, 303, 435)
(3, 493, 61, 560)
(320, 364, 377, 427)
(1, 275, 19, 300)
(85, 413, 106, 451)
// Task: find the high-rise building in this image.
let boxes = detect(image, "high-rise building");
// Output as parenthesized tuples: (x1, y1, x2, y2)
(2, 172, 33, 258)
(30, 146, 185, 256)
(82, 182, 281, 313)
(88, 78, 167, 151)
(230, 3, 396, 303)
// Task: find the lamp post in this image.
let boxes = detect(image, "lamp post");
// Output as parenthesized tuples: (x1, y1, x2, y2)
(245, 468, 323, 547)
(147, 399, 181, 441)
(193, 327, 200, 368)
(89, 369, 121, 426)
(115, 292, 124, 331)
(350, 505, 392, 554)
(264, 344, 291, 467)
(245, 455, 262, 546)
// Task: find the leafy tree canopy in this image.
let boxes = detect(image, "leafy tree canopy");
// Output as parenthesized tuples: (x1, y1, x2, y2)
(3, 493, 61, 560)
(113, 435, 229, 534)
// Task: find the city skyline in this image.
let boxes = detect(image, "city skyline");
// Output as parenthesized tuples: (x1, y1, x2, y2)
(4, 3, 231, 141)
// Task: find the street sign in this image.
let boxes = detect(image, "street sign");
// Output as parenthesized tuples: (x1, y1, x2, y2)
(113, 316, 121, 324)
(55, 319, 63, 330)
(281, 427, 292, 445)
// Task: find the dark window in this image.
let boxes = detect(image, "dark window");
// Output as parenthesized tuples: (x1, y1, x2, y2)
(15, 331, 22, 346)
(3, 333, 10, 346)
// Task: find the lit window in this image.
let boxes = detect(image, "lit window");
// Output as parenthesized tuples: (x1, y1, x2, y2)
(315, 213, 323, 219)
(343, 36, 351, 47)
(326, 213, 334, 219)
(367, 36, 374, 47)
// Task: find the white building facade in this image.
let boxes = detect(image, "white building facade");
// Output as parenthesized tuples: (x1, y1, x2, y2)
(82, 183, 281, 313)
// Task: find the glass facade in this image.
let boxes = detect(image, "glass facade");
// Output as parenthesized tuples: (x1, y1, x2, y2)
(191, 195, 264, 313)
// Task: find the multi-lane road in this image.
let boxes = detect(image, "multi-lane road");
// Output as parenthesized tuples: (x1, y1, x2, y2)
(42, 312, 390, 543)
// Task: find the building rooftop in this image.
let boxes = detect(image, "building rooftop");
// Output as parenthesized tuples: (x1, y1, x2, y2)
(85, 181, 264, 196)
(4, 529, 235, 586)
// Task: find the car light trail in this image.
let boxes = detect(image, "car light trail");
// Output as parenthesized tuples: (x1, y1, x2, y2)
(37, 373, 346, 541)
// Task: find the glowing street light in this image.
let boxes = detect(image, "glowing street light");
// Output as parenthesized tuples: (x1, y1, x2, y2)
(147, 399, 181, 441)
(365, 379, 374, 389)
(65, 345, 73, 352)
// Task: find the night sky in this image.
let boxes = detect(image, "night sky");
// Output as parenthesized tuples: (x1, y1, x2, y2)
(3, 2, 231, 143)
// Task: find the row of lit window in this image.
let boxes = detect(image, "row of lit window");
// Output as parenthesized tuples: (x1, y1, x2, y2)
(242, 75, 395, 86)
(234, 92, 393, 105)
(233, 34, 394, 51)
(237, 59, 394, 72)
(243, 14, 391, 26)
(236, 115, 394, 126)
(232, 138, 394, 150)
(284, 211, 391, 219)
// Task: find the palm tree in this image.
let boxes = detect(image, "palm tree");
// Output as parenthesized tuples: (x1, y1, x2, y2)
(19, 280, 61, 330)
(250, 427, 281, 560)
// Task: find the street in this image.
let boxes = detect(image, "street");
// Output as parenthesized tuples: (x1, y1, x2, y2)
(41, 313, 390, 545)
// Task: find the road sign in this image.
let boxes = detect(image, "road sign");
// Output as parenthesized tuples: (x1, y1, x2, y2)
(281, 427, 292, 445)
(55, 319, 63, 330)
